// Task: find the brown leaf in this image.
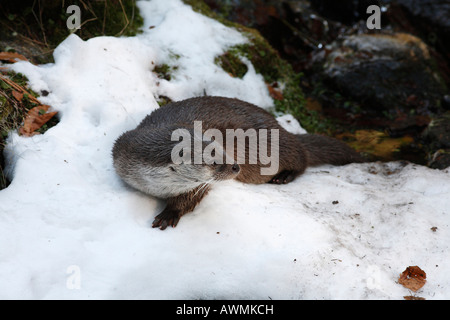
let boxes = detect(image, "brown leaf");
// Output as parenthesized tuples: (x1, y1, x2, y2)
(266, 83, 283, 101)
(0, 74, 40, 105)
(404, 295, 426, 300)
(398, 266, 427, 292)
(0, 52, 28, 63)
(19, 105, 58, 137)
(12, 90, 24, 102)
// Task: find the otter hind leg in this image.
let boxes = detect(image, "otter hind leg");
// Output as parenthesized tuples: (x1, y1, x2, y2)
(152, 184, 211, 230)
(268, 170, 298, 184)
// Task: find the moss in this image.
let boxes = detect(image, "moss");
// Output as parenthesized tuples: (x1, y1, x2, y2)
(154, 64, 173, 81)
(214, 51, 248, 79)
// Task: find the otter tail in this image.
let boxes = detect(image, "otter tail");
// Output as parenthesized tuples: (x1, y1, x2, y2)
(296, 134, 364, 166)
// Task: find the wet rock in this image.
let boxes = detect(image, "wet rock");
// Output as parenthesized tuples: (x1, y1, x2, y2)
(322, 33, 447, 117)
(422, 111, 450, 169)
(428, 150, 450, 170)
(425, 112, 450, 150)
(386, 0, 450, 65)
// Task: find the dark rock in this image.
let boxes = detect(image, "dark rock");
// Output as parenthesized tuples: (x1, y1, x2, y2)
(310, 0, 381, 25)
(422, 111, 450, 169)
(442, 95, 450, 110)
(386, 0, 450, 68)
(423, 112, 450, 150)
(322, 33, 447, 117)
(428, 150, 450, 170)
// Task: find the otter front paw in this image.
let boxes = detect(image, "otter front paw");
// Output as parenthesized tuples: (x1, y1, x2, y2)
(152, 209, 181, 230)
(268, 170, 297, 184)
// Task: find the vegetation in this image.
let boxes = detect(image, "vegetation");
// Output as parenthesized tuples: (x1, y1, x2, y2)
(0, 0, 143, 64)
(183, 0, 332, 134)
(0, 1, 144, 189)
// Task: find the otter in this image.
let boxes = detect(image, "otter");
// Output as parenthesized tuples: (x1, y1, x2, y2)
(112, 96, 363, 230)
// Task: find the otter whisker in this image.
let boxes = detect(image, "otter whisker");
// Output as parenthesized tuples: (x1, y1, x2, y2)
(194, 178, 214, 198)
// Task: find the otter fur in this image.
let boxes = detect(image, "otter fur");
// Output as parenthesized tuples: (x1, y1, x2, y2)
(112, 96, 363, 230)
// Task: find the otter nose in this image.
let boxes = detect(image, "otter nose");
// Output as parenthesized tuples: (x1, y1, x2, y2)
(231, 163, 240, 173)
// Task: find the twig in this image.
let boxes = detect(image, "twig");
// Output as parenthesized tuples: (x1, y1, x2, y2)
(31, 0, 48, 48)
(117, 0, 130, 36)
(0, 74, 41, 105)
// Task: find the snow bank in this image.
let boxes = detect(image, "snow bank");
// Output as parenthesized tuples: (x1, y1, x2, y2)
(1, 0, 449, 299)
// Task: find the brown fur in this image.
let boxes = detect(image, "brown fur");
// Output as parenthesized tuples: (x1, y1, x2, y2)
(112, 96, 364, 229)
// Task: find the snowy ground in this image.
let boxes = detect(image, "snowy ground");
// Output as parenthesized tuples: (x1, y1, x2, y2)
(1, 0, 449, 299)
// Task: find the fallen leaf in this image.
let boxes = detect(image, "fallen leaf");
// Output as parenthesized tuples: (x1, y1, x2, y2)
(266, 83, 283, 101)
(0, 74, 41, 105)
(12, 90, 23, 102)
(398, 266, 427, 292)
(19, 105, 58, 136)
(404, 295, 426, 300)
(0, 52, 28, 63)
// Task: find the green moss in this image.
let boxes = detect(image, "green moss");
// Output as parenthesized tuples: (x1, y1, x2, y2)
(214, 52, 248, 79)
(154, 64, 172, 81)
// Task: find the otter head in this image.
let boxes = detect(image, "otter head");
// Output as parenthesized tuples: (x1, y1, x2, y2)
(113, 124, 240, 199)
(169, 136, 240, 185)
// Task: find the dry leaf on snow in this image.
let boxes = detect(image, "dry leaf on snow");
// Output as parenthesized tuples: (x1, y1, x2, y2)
(404, 295, 425, 300)
(19, 105, 58, 137)
(0, 52, 28, 63)
(266, 83, 284, 101)
(398, 266, 427, 292)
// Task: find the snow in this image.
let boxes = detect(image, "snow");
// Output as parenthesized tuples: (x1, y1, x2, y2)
(1, 0, 449, 300)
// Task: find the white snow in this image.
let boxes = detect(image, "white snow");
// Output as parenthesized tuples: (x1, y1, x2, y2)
(1, 0, 449, 300)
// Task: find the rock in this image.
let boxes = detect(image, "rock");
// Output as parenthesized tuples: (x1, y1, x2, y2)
(423, 112, 450, 149)
(422, 111, 450, 169)
(386, 0, 450, 64)
(322, 33, 447, 117)
(442, 95, 450, 110)
(428, 149, 450, 170)
(310, 0, 381, 25)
